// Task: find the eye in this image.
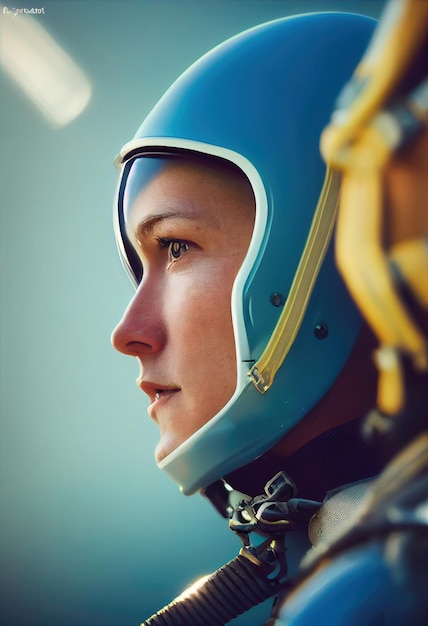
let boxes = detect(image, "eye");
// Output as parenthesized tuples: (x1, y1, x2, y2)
(168, 240, 189, 261)
(157, 238, 192, 267)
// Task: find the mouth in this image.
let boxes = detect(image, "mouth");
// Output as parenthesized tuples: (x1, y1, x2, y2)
(137, 379, 181, 418)
(148, 387, 180, 421)
(153, 388, 180, 401)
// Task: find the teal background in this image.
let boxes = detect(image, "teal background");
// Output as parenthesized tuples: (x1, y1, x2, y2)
(0, 1, 384, 625)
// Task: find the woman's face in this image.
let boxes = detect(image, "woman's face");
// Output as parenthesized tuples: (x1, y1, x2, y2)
(111, 159, 255, 462)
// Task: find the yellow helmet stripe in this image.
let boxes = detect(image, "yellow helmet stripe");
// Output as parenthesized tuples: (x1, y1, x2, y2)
(249, 167, 341, 393)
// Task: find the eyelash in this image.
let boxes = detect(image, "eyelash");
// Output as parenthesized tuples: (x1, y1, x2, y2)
(158, 238, 190, 266)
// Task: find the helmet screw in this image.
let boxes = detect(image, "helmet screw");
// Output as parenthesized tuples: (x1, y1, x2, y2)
(270, 292, 285, 307)
(314, 323, 329, 339)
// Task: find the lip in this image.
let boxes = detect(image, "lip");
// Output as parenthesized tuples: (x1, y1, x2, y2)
(137, 379, 181, 419)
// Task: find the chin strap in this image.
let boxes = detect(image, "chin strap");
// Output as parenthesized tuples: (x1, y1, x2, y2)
(141, 472, 320, 626)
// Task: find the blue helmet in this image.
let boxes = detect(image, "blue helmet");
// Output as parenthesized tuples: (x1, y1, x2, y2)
(114, 13, 376, 494)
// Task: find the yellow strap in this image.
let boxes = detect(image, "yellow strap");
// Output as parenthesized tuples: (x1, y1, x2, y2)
(374, 346, 405, 415)
(321, 0, 428, 167)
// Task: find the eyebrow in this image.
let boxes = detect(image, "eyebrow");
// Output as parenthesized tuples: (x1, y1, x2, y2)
(135, 211, 183, 239)
(134, 210, 212, 241)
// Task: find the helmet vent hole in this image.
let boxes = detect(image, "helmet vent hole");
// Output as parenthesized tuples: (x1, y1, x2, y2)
(270, 292, 285, 307)
(314, 323, 329, 340)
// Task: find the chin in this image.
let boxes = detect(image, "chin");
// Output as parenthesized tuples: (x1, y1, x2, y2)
(154, 432, 182, 463)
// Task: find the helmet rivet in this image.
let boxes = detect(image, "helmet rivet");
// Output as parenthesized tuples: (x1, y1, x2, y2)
(314, 323, 329, 340)
(270, 292, 285, 307)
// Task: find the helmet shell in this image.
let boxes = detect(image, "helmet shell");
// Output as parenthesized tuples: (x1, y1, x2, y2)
(115, 13, 376, 494)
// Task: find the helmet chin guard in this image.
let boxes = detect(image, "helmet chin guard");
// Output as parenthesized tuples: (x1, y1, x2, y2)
(115, 13, 376, 494)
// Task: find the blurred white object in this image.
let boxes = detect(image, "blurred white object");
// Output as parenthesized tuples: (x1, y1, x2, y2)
(0, 5, 92, 126)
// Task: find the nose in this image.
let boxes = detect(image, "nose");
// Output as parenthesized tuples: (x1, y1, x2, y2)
(111, 283, 166, 357)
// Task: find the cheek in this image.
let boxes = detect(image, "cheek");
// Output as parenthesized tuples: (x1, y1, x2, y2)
(165, 266, 236, 354)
